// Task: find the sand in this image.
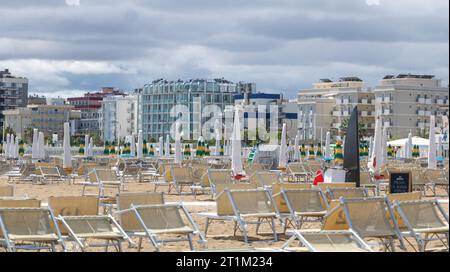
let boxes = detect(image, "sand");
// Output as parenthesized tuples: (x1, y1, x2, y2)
(0, 175, 448, 252)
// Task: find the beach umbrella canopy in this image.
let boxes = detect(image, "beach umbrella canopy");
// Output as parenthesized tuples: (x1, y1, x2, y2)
(18, 139, 25, 157)
(368, 117, 383, 176)
(158, 136, 164, 157)
(316, 143, 323, 158)
(279, 123, 288, 168)
(334, 140, 344, 166)
(324, 131, 332, 159)
(428, 115, 437, 169)
(293, 133, 300, 161)
(231, 107, 244, 176)
(137, 131, 143, 159)
(32, 129, 38, 159)
(309, 143, 315, 159)
(184, 144, 191, 158)
(63, 122, 72, 169)
(148, 143, 155, 156)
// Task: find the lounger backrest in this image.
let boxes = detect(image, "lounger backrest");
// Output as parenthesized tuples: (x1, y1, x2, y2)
(134, 205, 188, 231)
(272, 183, 312, 195)
(288, 163, 306, 173)
(39, 166, 61, 177)
(360, 171, 373, 186)
(297, 231, 370, 252)
(61, 216, 115, 236)
(227, 189, 275, 216)
(215, 183, 257, 200)
(395, 200, 448, 230)
(282, 189, 328, 214)
(117, 193, 165, 232)
(0, 208, 55, 238)
(424, 169, 447, 184)
(411, 169, 427, 186)
(322, 204, 349, 231)
(342, 197, 397, 238)
(0, 199, 41, 208)
(208, 170, 232, 186)
(48, 196, 99, 216)
(328, 188, 367, 200)
(387, 192, 422, 203)
(316, 183, 356, 191)
(255, 171, 282, 187)
(0, 186, 14, 197)
(171, 166, 193, 183)
(95, 169, 119, 182)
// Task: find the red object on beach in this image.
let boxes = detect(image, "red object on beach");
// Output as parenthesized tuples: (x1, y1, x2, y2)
(313, 170, 324, 185)
(234, 174, 246, 181)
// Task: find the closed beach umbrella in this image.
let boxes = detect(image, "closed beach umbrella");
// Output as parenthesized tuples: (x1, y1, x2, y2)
(130, 135, 136, 157)
(88, 137, 94, 157)
(324, 131, 332, 159)
(428, 115, 437, 169)
(437, 135, 443, 160)
(5, 134, 11, 158)
(32, 129, 38, 159)
(174, 123, 182, 163)
(103, 141, 110, 155)
(231, 107, 244, 177)
(368, 117, 383, 176)
(165, 135, 171, 157)
(84, 135, 90, 157)
(38, 132, 45, 160)
(18, 139, 25, 157)
(406, 131, 413, 159)
(63, 122, 72, 169)
(137, 131, 143, 159)
(279, 123, 288, 169)
(158, 136, 164, 157)
(293, 133, 300, 161)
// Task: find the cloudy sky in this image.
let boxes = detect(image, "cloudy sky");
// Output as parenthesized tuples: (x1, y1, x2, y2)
(0, 0, 448, 98)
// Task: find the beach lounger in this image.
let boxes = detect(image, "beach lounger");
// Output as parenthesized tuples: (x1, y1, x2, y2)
(251, 171, 283, 188)
(49, 196, 132, 252)
(170, 166, 195, 195)
(423, 169, 449, 197)
(36, 166, 63, 185)
(153, 163, 179, 193)
(327, 187, 368, 201)
(282, 230, 373, 252)
(287, 163, 310, 182)
(0, 186, 14, 197)
(393, 199, 449, 252)
(117, 203, 205, 251)
(0, 207, 64, 252)
(116, 192, 165, 251)
(340, 197, 405, 252)
(82, 169, 123, 199)
(276, 188, 329, 231)
(207, 169, 233, 198)
(360, 171, 379, 196)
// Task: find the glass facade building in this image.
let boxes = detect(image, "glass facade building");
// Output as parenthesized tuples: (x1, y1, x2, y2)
(140, 79, 254, 141)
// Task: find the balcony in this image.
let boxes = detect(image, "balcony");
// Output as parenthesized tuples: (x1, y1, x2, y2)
(361, 111, 368, 117)
(376, 97, 383, 103)
(417, 110, 425, 116)
(384, 122, 391, 127)
(425, 99, 432, 105)
(417, 98, 425, 104)
(436, 99, 444, 105)
(383, 110, 391, 115)
(342, 111, 349, 117)
(343, 99, 349, 104)
(384, 97, 391, 103)
(332, 123, 341, 129)
(333, 111, 341, 116)
(425, 111, 432, 116)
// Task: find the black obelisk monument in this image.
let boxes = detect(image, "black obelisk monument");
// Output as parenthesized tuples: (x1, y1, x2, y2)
(343, 106, 360, 187)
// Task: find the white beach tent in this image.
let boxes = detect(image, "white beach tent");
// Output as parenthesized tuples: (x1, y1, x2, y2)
(63, 122, 72, 169)
(231, 106, 244, 176)
(428, 115, 437, 169)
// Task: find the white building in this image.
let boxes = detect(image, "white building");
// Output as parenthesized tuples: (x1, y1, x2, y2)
(298, 77, 375, 143)
(374, 74, 449, 139)
(99, 94, 138, 142)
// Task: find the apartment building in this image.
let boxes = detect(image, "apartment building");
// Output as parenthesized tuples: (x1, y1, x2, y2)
(297, 77, 375, 142)
(374, 74, 449, 138)
(2, 104, 81, 140)
(140, 78, 255, 141)
(99, 93, 138, 142)
(0, 69, 28, 134)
